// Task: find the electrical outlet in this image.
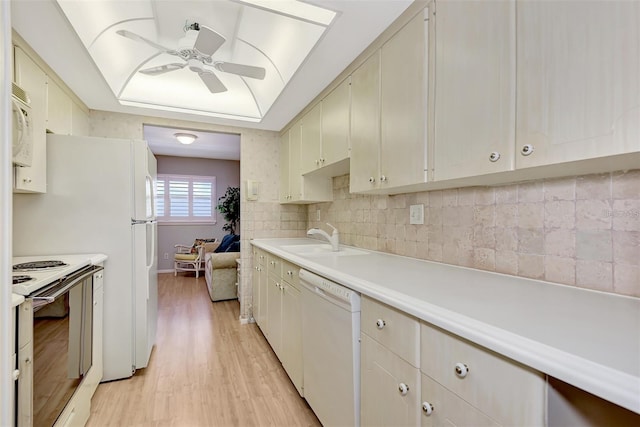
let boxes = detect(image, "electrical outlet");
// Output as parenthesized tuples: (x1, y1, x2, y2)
(409, 204, 424, 225)
(163, 252, 169, 260)
(316, 209, 321, 221)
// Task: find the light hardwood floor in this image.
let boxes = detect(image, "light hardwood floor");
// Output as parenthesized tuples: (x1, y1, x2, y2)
(87, 273, 321, 426)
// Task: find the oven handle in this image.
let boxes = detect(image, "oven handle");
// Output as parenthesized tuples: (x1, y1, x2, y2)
(28, 265, 103, 302)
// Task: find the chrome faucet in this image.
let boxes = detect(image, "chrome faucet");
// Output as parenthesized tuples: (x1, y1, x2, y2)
(307, 223, 340, 251)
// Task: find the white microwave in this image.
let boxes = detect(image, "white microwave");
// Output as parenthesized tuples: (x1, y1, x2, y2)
(12, 82, 33, 167)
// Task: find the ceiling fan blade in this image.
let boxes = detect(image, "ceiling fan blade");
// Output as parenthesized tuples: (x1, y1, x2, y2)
(193, 26, 226, 57)
(139, 63, 186, 75)
(199, 71, 227, 93)
(116, 29, 178, 55)
(214, 62, 266, 80)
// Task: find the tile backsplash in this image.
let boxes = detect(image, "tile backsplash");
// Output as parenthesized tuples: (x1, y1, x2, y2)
(307, 170, 640, 297)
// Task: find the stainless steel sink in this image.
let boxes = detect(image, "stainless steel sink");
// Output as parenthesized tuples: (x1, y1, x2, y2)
(281, 244, 369, 257)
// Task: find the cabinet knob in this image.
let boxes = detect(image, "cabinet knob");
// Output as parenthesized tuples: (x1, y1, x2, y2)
(380, 175, 387, 182)
(368, 177, 376, 183)
(320, 158, 325, 163)
(422, 402, 434, 415)
(454, 362, 469, 378)
(376, 319, 386, 329)
(520, 144, 534, 156)
(398, 383, 409, 396)
(315, 159, 320, 165)
(489, 152, 501, 162)
(12, 369, 20, 381)
(23, 177, 32, 183)
(94, 301, 98, 306)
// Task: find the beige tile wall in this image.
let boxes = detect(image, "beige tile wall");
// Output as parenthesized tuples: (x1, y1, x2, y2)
(307, 170, 640, 298)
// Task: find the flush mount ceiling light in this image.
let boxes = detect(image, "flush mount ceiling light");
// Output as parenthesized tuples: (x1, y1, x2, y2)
(174, 133, 197, 145)
(55, 0, 337, 123)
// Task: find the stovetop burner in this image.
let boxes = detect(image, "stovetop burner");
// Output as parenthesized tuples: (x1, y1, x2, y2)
(12, 275, 34, 285)
(13, 260, 69, 271)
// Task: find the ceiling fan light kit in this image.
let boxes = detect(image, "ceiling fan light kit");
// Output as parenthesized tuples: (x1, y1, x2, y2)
(174, 133, 198, 145)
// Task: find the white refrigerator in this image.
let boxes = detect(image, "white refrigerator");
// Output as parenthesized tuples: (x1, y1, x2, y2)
(13, 134, 158, 381)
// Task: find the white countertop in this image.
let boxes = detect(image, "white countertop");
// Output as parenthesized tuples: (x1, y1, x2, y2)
(251, 238, 640, 414)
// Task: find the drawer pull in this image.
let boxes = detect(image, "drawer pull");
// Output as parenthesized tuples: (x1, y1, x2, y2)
(454, 362, 469, 378)
(375, 319, 386, 330)
(521, 144, 534, 156)
(398, 383, 409, 396)
(422, 402, 434, 416)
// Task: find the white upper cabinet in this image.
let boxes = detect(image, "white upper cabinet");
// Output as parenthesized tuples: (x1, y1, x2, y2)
(349, 50, 381, 193)
(516, 1, 640, 168)
(433, 0, 516, 181)
(300, 103, 323, 175)
(321, 77, 351, 167)
(380, 8, 429, 189)
(279, 129, 292, 203)
(46, 78, 72, 135)
(71, 101, 90, 136)
(280, 121, 332, 204)
(350, 7, 430, 193)
(13, 46, 47, 193)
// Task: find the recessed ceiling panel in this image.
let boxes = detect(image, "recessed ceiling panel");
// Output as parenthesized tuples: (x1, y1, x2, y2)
(56, 0, 336, 123)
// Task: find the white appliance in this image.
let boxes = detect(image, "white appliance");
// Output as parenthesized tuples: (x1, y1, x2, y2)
(13, 135, 158, 381)
(11, 82, 33, 167)
(299, 269, 361, 426)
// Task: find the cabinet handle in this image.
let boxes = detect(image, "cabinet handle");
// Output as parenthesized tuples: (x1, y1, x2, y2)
(376, 319, 386, 329)
(398, 383, 409, 396)
(368, 177, 376, 183)
(380, 175, 387, 182)
(23, 177, 32, 183)
(454, 362, 469, 378)
(12, 369, 20, 381)
(94, 301, 97, 306)
(315, 159, 320, 165)
(320, 158, 325, 163)
(422, 402, 434, 416)
(520, 144, 534, 156)
(489, 152, 500, 162)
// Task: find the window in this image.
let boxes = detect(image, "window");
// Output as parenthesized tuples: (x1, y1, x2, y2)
(156, 174, 216, 223)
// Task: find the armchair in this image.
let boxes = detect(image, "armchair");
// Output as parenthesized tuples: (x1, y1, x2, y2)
(174, 238, 217, 278)
(204, 236, 241, 301)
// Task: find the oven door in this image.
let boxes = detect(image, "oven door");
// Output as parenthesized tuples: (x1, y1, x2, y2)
(27, 265, 102, 426)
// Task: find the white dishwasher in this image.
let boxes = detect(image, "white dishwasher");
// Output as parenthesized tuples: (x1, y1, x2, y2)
(300, 269, 361, 427)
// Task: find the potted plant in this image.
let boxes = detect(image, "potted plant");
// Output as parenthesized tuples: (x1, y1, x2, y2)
(217, 186, 240, 235)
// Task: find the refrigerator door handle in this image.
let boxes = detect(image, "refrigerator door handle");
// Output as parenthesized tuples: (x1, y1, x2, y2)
(146, 222, 156, 300)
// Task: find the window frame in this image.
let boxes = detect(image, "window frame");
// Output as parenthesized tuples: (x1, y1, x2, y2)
(155, 174, 217, 225)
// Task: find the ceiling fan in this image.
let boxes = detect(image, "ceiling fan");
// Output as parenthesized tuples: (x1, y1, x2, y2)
(116, 23, 266, 93)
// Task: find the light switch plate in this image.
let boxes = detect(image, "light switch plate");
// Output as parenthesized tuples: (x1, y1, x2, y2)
(410, 204, 424, 225)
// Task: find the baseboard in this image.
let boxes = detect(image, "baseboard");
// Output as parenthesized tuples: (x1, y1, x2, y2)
(157, 269, 174, 274)
(239, 316, 254, 325)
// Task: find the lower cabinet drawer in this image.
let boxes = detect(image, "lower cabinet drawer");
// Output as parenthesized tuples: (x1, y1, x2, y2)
(362, 296, 420, 367)
(420, 322, 546, 426)
(361, 333, 421, 427)
(281, 259, 300, 287)
(421, 374, 499, 427)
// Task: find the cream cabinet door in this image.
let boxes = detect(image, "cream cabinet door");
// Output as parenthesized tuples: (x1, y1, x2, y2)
(300, 103, 322, 175)
(321, 77, 351, 166)
(257, 261, 268, 329)
(361, 333, 421, 427)
(516, 1, 640, 168)
(46, 78, 72, 135)
(380, 9, 429, 189)
(71, 101, 90, 136)
(279, 130, 291, 203)
(433, 0, 516, 181)
(266, 275, 283, 358)
(13, 46, 47, 193)
(350, 51, 381, 193)
(288, 123, 303, 201)
(281, 281, 303, 396)
(420, 374, 499, 427)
